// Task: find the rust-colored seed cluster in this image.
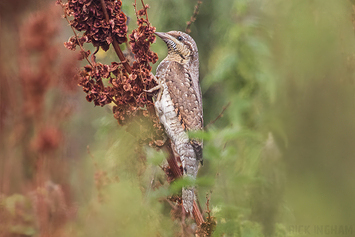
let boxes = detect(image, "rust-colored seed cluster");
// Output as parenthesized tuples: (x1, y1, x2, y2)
(58, 0, 164, 144)
(63, 0, 127, 50)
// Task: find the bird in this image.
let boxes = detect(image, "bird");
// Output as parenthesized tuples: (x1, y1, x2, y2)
(146, 31, 203, 214)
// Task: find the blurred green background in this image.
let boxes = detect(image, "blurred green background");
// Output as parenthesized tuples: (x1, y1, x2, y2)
(1, 0, 355, 236)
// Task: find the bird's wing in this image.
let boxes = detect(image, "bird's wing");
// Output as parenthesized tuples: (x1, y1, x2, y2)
(156, 60, 203, 131)
(156, 60, 203, 162)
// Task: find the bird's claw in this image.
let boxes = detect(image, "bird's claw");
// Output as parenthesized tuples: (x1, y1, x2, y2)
(144, 85, 162, 93)
(145, 74, 163, 101)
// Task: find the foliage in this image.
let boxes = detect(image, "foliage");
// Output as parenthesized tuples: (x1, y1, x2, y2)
(1, 0, 355, 236)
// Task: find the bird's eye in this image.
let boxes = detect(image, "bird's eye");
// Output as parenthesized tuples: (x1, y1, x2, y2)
(177, 36, 183, 41)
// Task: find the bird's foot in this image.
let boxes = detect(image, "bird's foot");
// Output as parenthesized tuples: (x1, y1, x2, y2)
(144, 84, 162, 93)
(144, 74, 163, 101)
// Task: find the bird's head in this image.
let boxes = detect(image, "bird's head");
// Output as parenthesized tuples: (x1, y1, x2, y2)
(155, 31, 198, 64)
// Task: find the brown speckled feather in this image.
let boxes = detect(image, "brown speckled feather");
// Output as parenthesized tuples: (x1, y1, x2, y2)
(156, 61, 202, 129)
(156, 60, 203, 162)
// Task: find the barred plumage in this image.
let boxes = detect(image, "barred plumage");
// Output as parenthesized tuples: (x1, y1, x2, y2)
(154, 31, 203, 214)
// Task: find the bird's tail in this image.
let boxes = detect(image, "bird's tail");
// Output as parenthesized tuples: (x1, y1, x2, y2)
(172, 140, 199, 215)
(182, 187, 194, 215)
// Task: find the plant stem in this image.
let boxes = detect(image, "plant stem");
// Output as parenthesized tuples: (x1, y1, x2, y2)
(99, 0, 132, 74)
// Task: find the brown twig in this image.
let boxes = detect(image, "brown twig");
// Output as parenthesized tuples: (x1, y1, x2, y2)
(351, 2, 355, 34)
(133, 0, 138, 20)
(164, 141, 183, 178)
(99, 0, 132, 74)
(196, 192, 216, 236)
(86, 145, 96, 160)
(185, 0, 203, 34)
(205, 101, 231, 129)
(193, 201, 205, 226)
(140, 0, 150, 24)
(63, 13, 93, 67)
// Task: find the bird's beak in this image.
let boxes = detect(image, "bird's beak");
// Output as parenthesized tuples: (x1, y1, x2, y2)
(155, 32, 167, 40)
(155, 32, 173, 43)
(154, 32, 165, 38)
(155, 32, 177, 51)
